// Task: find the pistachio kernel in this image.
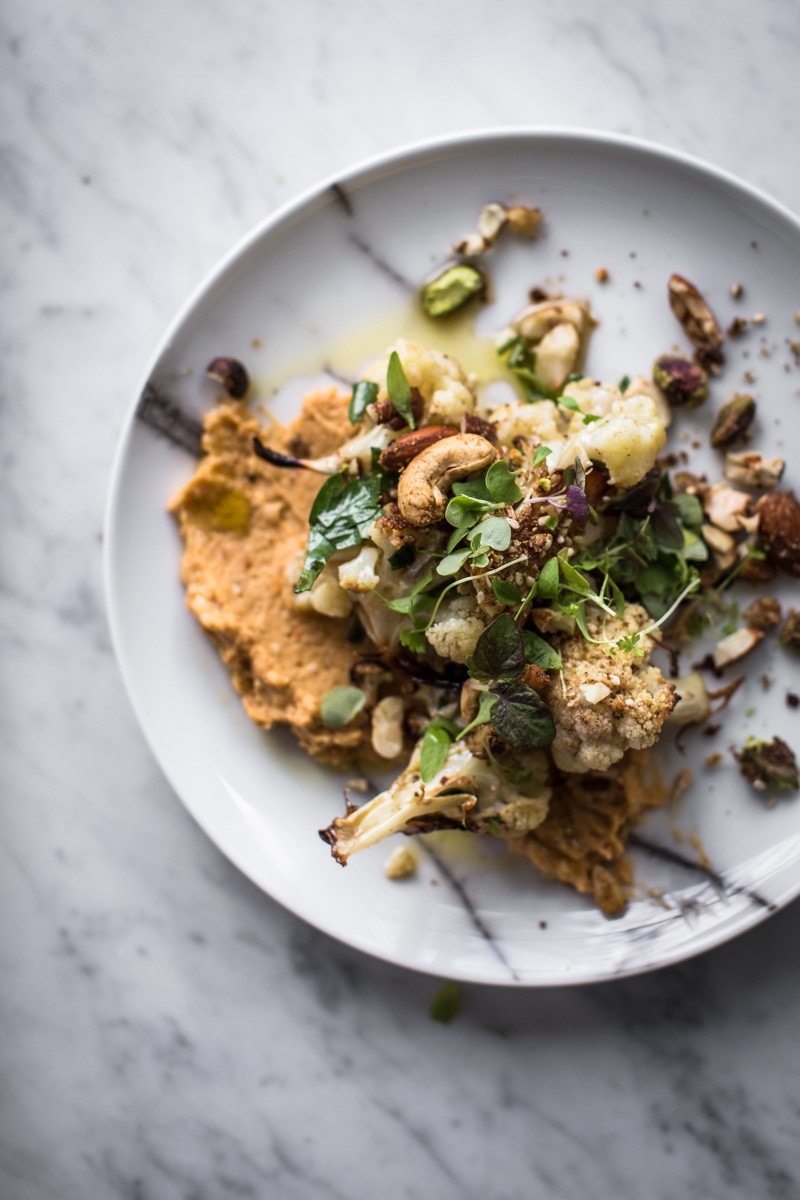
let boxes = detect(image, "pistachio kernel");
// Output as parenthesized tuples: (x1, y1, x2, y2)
(652, 354, 709, 408)
(710, 393, 756, 448)
(420, 263, 487, 318)
(734, 737, 799, 793)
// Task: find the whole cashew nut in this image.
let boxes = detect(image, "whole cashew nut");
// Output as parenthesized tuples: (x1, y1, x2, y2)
(397, 433, 497, 527)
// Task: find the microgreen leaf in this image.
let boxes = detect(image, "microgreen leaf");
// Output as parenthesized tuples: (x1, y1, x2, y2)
(348, 379, 378, 425)
(485, 460, 523, 504)
(492, 578, 523, 606)
(420, 724, 453, 782)
(386, 351, 416, 429)
(320, 686, 367, 729)
(458, 689, 497, 739)
(491, 682, 556, 749)
(296, 472, 382, 593)
(557, 557, 591, 593)
(532, 445, 552, 467)
(400, 628, 428, 654)
(466, 613, 525, 686)
(471, 516, 512, 552)
(521, 629, 562, 670)
(436, 546, 473, 576)
(536, 556, 560, 600)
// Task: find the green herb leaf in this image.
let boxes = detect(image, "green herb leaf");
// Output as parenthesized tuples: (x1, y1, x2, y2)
(557, 557, 591, 593)
(521, 629, 562, 670)
(348, 380, 378, 425)
(485, 460, 523, 504)
(458, 689, 497, 739)
(471, 515, 512, 552)
(430, 982, 461, 1024)
(536, 556, 560, 600)
(388, 542, 415, 571)
(400, 628, 428, 655)
(491, 681, 556, 749)
(531, 445, 552, 467)
(386, 351, 416, 429)
(466, 613, 525, 685)
(492, 578, 523, 606)
(296, 472, 382, 592)
(437, 546, 473, 576)
(320, 686, 367, 729)
(420, 724, 453, 782)
(618, 374, 631, 392)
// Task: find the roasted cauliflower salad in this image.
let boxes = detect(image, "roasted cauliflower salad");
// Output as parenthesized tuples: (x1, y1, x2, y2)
(171, 241, 797, 916)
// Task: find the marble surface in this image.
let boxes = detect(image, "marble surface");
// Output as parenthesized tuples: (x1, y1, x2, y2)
(3, 1, 800, 1197)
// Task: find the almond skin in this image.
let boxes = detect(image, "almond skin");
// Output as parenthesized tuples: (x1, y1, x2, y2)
(379, 425, 459, 471)
(758, 490, 800, 576)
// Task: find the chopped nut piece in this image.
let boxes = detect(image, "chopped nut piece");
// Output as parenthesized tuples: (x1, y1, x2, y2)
(712, 626, 764, 670)
(710, 394, 756, 449)
(668, 273, 724, 351)
(420, 263, 487, 318)
(781, 609, 800, 651)
(705, 752, 723, 768)
(383, 844, 418, 880)
(727, 316, 748, 338)
(742, 597, 782, 630)
(370, 696, 406, 760)
(206, 356, 250, 399)
(653, 355, 708, 408)
(757, 490, 800, 575)
(730, 282, 743, 299)
(735, 737, 799, 792)
(751, 312, 766, 325)
(505, 205, 543, 238)
(703, 482, 751, 532)
(579, 682, 612, 705)
(668, 674, 711, 725)
(595, 267, 609, 283)
(725, 452, 785, 490)
(702, 523, 737, 569)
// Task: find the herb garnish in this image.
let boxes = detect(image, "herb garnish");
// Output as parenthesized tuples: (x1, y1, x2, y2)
(386, 351, 416, 429)
(461, 614, 556, 749)
(295, 470, 383, 593)
(348, 380, 378, 426)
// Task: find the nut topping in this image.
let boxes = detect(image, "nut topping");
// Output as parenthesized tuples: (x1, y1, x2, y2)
(668, 273, 724, 351)
(379, 425, 460, 472)
(710, 393, 756, 448)
(757, 490, 800, 576)
(206, 356, 250, 399)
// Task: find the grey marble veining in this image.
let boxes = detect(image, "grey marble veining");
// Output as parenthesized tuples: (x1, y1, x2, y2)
(3, 0, 800, 1197)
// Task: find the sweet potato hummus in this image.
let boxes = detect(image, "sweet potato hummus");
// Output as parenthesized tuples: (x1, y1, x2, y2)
(169, 390, 369, 763)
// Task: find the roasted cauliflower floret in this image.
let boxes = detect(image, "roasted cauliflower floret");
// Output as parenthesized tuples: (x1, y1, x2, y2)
(425, 594, 486, 664)
(549, 604, 676, 773)
(490, 398, 562, 446)
(320, 740, 550, 862)
(547, 385, 667, 488)
(363, 338, 476, 425)
(338, 544, 381, 592)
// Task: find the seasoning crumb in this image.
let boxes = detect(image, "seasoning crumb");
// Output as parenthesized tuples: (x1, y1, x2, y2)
(595, 267, 609, 283)
(539, 919, 548, 929)
(730, 283, 744, 299)
(787, 693, 799, 709)
(727, 316, 748, 338)
(751, 312, 766, 325)
(633, 281, 642, 289)
(251, 337, 262, 349)
(346, 777, 369, 793)
(560, 249, 569, 257)
(761, 675, 773, 691)
(705, 752, 723, 769)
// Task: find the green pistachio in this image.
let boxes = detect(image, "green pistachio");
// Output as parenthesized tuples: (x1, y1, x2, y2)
(735, 737, 799, 792)
(420, 263, 487, 318)
(653, 354, 709, 408)
(710, 393, 756, 448)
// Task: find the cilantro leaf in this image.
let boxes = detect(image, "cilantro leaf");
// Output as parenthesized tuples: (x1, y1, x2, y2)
(296, 472, 382, 592)
(386, 351, 416, 429)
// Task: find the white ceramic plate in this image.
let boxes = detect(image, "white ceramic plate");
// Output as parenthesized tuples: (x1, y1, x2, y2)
(105, 130, 800, 985)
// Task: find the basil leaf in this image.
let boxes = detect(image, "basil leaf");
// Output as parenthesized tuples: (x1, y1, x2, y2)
(485, 460, 523, 504)
(420, 724, 453, 782)
(536, 556, 560, 600)
(522, 629, 561, 670)
(492, 578, 523, 606)
(491, 682, 556, 749)
(296, 472, 382, 592)
(348, 380, 378, 425)
(386, 351, 416, 429)
(470, 516, 511, 552)
(531, 445, 551, 467)
(320, 686, 367, 729)
(466, 613, 525, 685)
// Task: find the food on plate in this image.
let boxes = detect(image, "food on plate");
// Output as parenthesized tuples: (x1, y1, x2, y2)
(170, 228, 798, 916)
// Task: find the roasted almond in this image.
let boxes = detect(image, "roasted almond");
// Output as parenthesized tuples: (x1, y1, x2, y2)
(371, 389, 425, 430)
(757, 490, 800, 576)
(379, 425, 459, 471)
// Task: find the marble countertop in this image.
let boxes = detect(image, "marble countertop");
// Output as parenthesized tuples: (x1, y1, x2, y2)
(4, 1, 800, 1196)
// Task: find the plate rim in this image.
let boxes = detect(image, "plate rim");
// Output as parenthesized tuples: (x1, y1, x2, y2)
(103, 126, 800, 986)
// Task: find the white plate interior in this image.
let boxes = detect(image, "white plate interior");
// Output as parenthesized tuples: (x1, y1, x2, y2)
(105, 130, 800, 984)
